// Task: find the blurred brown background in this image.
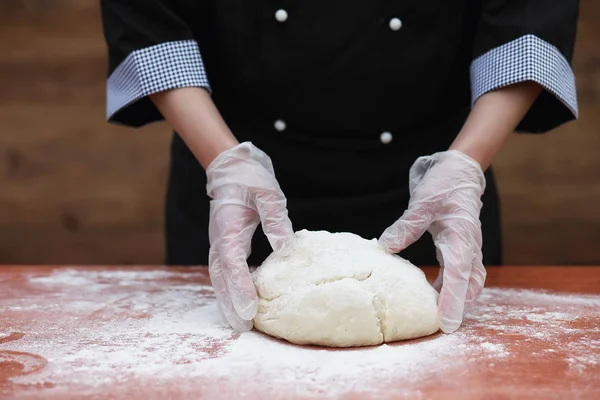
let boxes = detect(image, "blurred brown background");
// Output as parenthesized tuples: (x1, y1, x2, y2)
(0, 1, 598, 265)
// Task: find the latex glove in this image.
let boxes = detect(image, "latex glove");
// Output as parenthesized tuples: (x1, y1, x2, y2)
(379, 150, 486, 333)
(206, 142, 294, 332)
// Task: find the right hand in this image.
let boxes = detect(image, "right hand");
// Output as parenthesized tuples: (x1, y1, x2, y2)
(206, 142, 295, 332)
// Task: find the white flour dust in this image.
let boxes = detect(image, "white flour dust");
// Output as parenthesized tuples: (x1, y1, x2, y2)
(1, 268, 599, 398)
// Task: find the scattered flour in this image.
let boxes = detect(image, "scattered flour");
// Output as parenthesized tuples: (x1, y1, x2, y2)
(1, 268, 599, 399)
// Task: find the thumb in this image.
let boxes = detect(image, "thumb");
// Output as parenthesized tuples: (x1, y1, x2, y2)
(254, 189, 295, 255)
(379, 202, 430, 253)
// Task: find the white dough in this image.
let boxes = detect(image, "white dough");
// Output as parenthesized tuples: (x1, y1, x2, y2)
(252, 230, 440, 347)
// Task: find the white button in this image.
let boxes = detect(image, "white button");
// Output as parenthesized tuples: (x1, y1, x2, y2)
(389, 18, 402, 31)
(275, 9, 288, 22)
(380, 131, 393, 144)
(274, 119, 287, 132)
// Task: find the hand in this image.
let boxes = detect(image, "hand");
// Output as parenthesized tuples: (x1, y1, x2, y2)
(206, 142, 294, 332)
(379, 150, 486, 333)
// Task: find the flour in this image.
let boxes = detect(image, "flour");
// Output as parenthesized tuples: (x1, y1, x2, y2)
(27, 269, 201, 288)
(1, 269, 599, 399)
(478, 342, 508, 356)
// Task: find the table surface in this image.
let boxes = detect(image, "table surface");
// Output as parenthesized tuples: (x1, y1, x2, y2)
(0, 266, 599, 400)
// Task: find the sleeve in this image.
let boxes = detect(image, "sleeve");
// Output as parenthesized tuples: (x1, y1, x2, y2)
(100, 0, 210, 127)
(470, 0, 580, 133)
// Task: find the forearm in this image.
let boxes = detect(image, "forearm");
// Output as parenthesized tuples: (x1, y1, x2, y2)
(150, 88, 238, 169)
(450, 81, 542, 170)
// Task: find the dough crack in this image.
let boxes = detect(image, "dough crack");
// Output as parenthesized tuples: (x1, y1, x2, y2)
(371, 295, 387, 341)
(258, 271, 374, 301)
(257, 292, 282, 302)
(314, 271, 373, 287)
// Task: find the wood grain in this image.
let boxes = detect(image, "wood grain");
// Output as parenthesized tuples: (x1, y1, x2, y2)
(0, 1, 599, 264)
(0, 2, 171, 264)
(494, 0, 600, 264)
(0, 266, 599, 399)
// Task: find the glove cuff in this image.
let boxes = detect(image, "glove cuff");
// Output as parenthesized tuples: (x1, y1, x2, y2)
(409, 150, 486, 195)
(205, 142, 277, 198)
(444, 150, 486, 191)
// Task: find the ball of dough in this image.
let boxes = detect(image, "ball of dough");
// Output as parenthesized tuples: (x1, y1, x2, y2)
(252, 230, 440, 347)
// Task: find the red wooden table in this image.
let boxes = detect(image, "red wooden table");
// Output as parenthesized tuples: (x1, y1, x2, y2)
(1, 266, 599, 399)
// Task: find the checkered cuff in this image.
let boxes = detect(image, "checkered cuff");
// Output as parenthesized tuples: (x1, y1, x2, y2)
(471, 34, 578, 118)
(106, 40, 211, 121)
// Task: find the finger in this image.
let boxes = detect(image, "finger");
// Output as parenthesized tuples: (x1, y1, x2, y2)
(378, 202, 430, 253)
(254, 189, 295, 255)
(432, 270, 444, 292)
(220, 207, 260, 321)
(408, 155, 437, 194)
(432, 247, 444, 292)
(435, 230, 473, 333)
(221, 239, 259, 320)
(208, 249, 253, 332)
(465, 252, 486, 304)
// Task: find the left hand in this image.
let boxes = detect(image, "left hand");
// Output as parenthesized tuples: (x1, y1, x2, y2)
(379, 150, 487, 333)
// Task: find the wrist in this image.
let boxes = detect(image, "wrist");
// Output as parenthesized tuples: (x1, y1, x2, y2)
(450, 81, 542, 170)
(449, 129, 505, 171)
(151, 87, 239, 168)
(197, 134, 239, 168)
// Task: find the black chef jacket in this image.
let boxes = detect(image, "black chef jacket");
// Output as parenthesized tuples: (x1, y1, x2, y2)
(100, 0, 579, 266)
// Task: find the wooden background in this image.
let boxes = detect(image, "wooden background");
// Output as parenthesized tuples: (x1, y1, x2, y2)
(0, 1, 599, 265)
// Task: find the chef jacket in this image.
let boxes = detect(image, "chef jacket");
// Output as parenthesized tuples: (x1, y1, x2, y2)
(100, 0, 579, 266)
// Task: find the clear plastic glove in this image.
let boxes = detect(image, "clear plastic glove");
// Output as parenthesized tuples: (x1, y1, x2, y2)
(379, 150, 487, 333)
(206, 142, 294, 332)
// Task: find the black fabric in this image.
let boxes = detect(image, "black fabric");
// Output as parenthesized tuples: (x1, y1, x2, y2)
(100, 0, 476, 133)
(165, 129, 503, 267)
(101, 0, 578, 133)
(101, 0, 199, 72)
(99, 0, 577, 267)
(473, 0, 579, 59)
(472, 0, 580, 133)
(201, 0, 476, 141)
(100, 0, 203, 126)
